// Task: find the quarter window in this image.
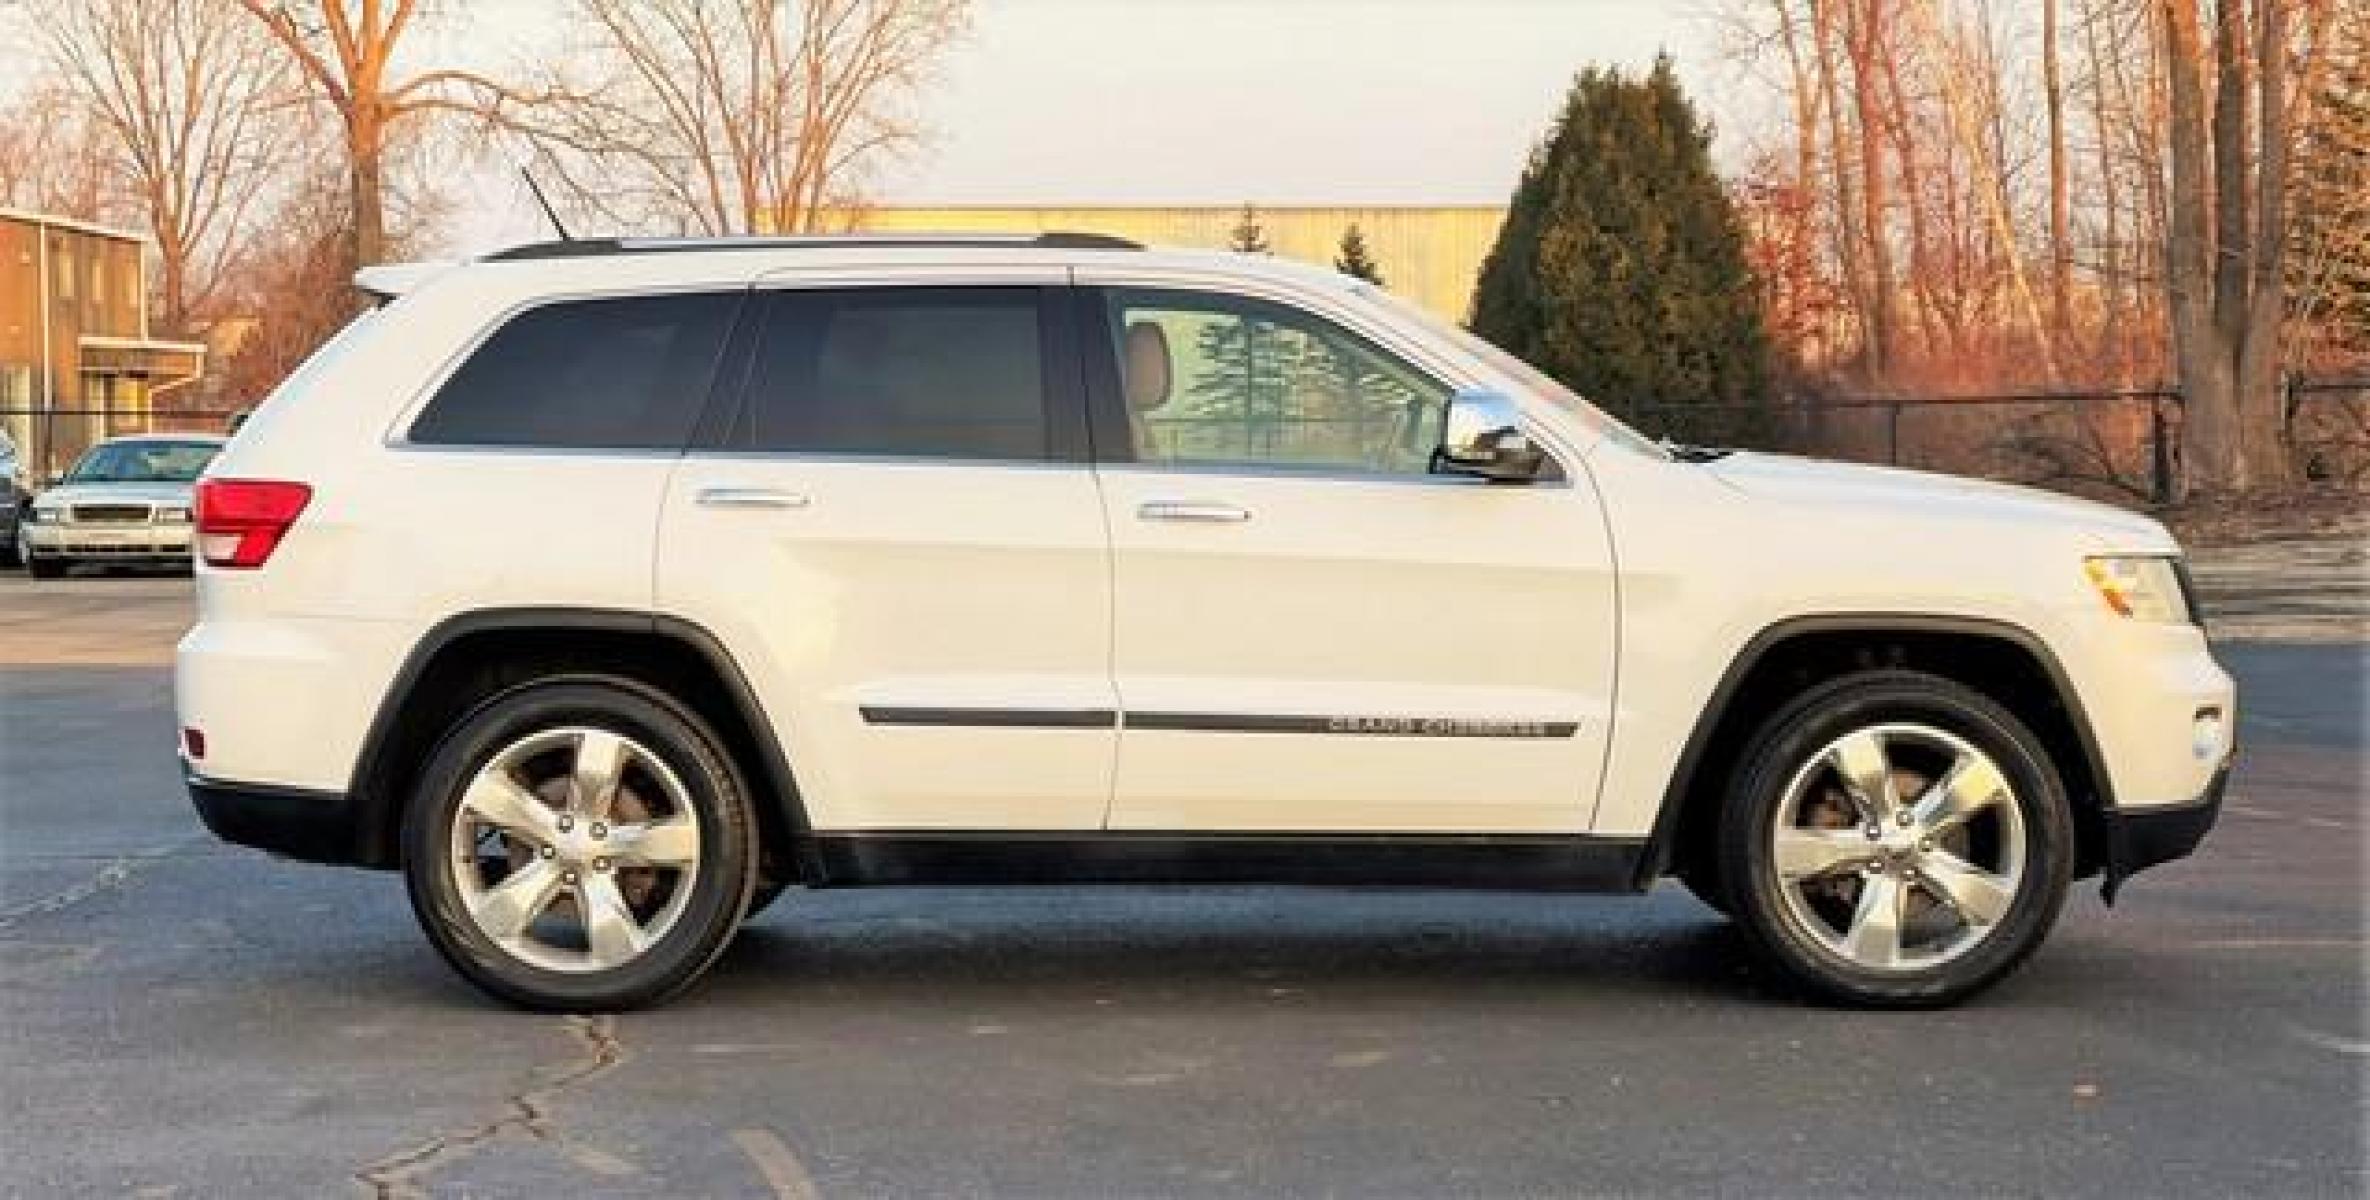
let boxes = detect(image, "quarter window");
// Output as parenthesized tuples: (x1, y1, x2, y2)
(1104, 289, 1450, 474)
(727, 287, 1050, 460)
(409, 292, 739, 449)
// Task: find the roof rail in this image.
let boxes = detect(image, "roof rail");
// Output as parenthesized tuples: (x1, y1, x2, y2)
(481, 231, 1142, 262)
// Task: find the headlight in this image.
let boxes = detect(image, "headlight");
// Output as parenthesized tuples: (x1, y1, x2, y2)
(25, 505, 57, 524)
(2083, 556, 2193, 623)
(156, 505, 192, 523)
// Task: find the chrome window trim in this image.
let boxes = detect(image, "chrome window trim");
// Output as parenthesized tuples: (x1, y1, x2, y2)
(674, 448, 1091, 473)
(1092, 459, 1573, 490)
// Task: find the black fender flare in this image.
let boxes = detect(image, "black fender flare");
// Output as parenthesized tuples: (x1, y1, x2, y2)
(1632, 612, 2118, 892)
(346, 607, 814, 875)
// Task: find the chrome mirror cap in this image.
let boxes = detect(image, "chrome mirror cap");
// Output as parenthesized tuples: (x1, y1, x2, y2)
(1436, 390, 1547, 482)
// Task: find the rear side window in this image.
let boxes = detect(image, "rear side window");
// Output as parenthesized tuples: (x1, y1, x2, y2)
(725, 287, 1050, 460)
(410, 292, 740, 449)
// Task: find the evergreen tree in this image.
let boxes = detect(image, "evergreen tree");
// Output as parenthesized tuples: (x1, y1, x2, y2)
(1334, 223, 1384, 285)
(1469, 57, 1770, 445)
(1227, 203, 1272, 254)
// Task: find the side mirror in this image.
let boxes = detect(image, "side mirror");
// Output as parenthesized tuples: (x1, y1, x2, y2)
(1435, 390, 1546, 482)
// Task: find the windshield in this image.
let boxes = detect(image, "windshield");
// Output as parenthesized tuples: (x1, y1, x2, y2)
(1349, 285, 1668, 459)
(64, 440, 220, 484)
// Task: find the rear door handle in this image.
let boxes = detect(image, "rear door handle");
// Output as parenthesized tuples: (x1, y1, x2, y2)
(1137, 501, 1251, 523)
(696, 486, 811, 510)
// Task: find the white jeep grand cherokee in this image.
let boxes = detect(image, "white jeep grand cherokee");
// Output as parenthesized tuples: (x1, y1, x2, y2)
(177, 233, 2233, 1011)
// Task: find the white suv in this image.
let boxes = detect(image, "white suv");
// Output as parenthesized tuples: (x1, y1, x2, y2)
(176, 234, 2234, 1011)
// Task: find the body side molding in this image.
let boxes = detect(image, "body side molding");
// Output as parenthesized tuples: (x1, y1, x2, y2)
(807, 830, 1648, 891)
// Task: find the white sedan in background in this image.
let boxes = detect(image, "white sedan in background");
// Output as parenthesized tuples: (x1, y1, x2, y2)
(17, 434, 224, 578)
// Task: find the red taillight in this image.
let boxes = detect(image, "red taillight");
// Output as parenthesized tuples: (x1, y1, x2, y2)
(194, 478, 312, 569)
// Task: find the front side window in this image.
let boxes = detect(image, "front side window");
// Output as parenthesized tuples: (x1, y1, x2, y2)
(409, 292, 739, 449)
(726, 287, 1049, 460)
(1105, 289, 1450, 474)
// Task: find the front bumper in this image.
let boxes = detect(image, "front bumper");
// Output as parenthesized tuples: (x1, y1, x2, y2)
(21, 520, 194, 559)
(2100, 762, 2227, 902)
(187, 771, 370, 867)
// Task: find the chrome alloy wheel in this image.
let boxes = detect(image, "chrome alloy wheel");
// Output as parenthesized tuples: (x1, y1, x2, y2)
(448, 727, 702, 973)
(1769, 722, 2027, 973)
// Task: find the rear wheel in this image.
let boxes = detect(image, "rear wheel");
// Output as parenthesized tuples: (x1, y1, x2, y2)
(402, 678, 757, 1011)
(1717, 671, 2072, 1007)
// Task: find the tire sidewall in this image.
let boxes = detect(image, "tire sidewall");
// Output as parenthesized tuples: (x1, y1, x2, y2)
(402, 677, 756, 1011)
(1721, 671, 2075, 1007)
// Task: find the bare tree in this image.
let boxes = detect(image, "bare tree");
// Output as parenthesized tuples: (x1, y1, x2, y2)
(1841, 0, 1902, 376)
(2042, 0, 2076, 345)
(2161, 0, 2337, 493)
(42, 0, 293, 335)
(1910, 0, 2058, 379)
(520, 0, 969, 236)
(0, 84, 122, 218)
(2287, 0, 2366, 365)
(234, 0, 530, 269)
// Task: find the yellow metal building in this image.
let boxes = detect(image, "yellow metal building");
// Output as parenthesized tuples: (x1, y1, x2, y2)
(842, 205, 1506, 322)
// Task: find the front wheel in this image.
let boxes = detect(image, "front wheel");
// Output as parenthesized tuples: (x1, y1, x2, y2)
(402, 678, 758, 1011)
(25, 553, 65, 579)
(1717, 671, 2073, 1008)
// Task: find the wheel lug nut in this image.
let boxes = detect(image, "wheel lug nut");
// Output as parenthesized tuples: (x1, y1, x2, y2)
(590, 823, 607, 839)
(538, 846, 556, 859)
(593, 857, 611, 872)
(1863, 825, 1882, 840)
(1897, 811, 1914, 827)
(557, 816, 574, 833)
(562, 870, 579, 884)
(1919, 838, 1934, 852)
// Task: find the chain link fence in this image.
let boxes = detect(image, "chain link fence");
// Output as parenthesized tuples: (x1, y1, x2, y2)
(1623, 376, 2370, 506)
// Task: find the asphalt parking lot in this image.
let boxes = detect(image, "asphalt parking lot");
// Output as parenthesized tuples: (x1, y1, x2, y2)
(1, 574, 2362, 1197)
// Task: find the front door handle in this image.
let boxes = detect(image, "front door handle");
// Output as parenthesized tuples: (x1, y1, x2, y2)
(696, 486, 811, 510)
(1137, 500, 1251, 524)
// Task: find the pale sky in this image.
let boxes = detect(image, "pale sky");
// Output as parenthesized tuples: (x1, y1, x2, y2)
(450, 0, 1723, 253)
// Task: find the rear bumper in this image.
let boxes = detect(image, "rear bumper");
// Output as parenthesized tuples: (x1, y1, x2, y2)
(2100, 762, 2227, 902)
(187, 771, 371, 867)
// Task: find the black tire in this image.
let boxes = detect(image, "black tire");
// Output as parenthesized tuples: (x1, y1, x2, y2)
(25, 555, 65, 579)
(402, 676, 758, 1011)
(1717, 670, 2074, 1008)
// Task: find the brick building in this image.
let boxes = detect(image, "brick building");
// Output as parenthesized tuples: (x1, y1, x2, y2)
(0, 209, 206, 478)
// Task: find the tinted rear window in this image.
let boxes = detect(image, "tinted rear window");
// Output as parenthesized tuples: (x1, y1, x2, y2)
(726, 287, 1049, 460)
(410, 292, 740, 448)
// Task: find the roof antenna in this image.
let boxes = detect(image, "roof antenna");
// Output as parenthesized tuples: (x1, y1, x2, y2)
(520, 166, 572, 241)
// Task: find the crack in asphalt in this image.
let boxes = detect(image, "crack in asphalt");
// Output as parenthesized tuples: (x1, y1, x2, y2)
(0, 839, 199, 930)
(353, 1015, 630, 1199)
